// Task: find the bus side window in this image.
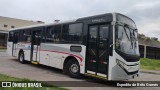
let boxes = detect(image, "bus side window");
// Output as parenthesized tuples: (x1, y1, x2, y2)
(34, 31, 41, 45)
(8, 31, 14, 42)
(19, 30, 24, 42)
(62, 23, 82, 43)
(13, 32, 19, 43)
(54, 25, 61, 43)
(24, 29, 31, 42)
(46, 25, 61, 43)
(62, 24, 69, 43)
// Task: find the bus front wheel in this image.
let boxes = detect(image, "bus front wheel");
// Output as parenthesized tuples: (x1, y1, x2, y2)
(66, 59, 83, 79)
(18, 52, 26, 64)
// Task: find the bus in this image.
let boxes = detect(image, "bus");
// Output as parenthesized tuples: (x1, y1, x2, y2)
(7, 13, 140, 80)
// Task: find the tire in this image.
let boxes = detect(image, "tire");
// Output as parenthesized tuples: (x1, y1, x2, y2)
(18, 51, 26, 64)
(66, 59, 83, 79)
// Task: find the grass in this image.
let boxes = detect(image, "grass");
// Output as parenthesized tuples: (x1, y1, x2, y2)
(0, 74, 30, 81)
(0, 74, 67, 90)
(140, 58, 160, 70)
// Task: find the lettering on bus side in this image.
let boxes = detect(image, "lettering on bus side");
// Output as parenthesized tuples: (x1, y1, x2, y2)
(91, 18, 106, 23)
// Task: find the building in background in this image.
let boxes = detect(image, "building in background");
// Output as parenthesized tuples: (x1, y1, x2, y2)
(0, 16, 44, 47)
(138, 34, 160, 60)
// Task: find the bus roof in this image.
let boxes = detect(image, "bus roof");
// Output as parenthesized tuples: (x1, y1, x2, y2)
(9, 13, 134, 31)
(9, 19, 76, 31)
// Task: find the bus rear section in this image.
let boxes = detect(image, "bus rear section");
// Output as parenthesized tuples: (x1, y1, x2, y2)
(7, 31, 19, 57)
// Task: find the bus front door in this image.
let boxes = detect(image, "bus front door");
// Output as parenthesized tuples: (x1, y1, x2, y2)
(31, 30, 42, 63)
(86, 24, 109, 79)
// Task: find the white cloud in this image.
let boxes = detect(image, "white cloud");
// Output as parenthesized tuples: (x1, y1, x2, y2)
(138, 18, 160, 39)
(0, 0, 160, 39)
(134, 1, 160, 10)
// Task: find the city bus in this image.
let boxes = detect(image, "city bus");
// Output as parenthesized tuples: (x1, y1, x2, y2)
(7, 13, 140, 80)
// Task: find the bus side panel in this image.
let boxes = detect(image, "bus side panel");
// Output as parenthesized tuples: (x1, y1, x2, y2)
(79, 45, 86, 74)
(39, 43, 86, 74)
(39, 50, 50, 66)
(49, 51, 63, 69)
(23, 43, 31, 61)
(39, 43, 68, 69)
(108, 56, 116, 80)
(16, 43, 31, 61)
(24, 50, 31, 61)
(7, 42, 13, 56)
(13, 44, 18, 57)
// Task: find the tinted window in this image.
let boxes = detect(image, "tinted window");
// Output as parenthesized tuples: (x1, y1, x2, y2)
(8, 31, 14, 42)
(117, 14, 136, 28)
(69, 23, 82, 36)
(33, 31, 42, 45)
(46, 25, 61, 43)
(19, 30, 24, 42)
(13, 31, 19, 43)
(100, 25, 109, 39)
(24, 29, 31, 42)
(62, 23, 82, 43)
(8, 31, 19, 43)
(89, 26, 97, 40)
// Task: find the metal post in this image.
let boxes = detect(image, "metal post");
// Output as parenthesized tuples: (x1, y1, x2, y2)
(144, 45, 146, 58)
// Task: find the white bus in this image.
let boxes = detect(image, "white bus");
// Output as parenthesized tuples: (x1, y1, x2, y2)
(7, 13, 140, 80)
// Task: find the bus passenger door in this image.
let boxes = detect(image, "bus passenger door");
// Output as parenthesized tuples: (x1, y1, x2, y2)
(86, 24, 109, 79)
(12, 32, 19, 56)
(31, 30, 42, 63)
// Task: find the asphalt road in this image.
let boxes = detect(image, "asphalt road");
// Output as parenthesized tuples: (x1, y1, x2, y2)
(0, 52, 159, 90)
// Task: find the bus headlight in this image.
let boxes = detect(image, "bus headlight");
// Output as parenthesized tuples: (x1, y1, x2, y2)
(116, 59, 126, 69)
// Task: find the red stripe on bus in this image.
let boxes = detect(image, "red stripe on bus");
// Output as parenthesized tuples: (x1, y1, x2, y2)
(41, 50, 83, 62)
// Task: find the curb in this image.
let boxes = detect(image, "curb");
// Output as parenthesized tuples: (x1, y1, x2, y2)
(140, 70, 160, 75)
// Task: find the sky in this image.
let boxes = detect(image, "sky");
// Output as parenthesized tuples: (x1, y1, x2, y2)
(0, 0, 160, 39)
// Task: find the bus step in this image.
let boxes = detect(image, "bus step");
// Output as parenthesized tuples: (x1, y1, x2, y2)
(85, 73, 107, 80)
(31, 61, 39, 64)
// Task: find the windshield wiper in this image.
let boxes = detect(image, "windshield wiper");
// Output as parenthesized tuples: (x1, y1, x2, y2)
(123, 24, 135, 49)
(128, 26, 138, 49)
(123, 25, 130, 41)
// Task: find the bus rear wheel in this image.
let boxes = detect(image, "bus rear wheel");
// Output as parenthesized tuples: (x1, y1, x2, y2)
(18, 51, 26, 64)
(66, 59, 82, 79)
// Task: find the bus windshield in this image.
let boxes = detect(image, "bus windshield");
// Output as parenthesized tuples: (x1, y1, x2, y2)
(115, 24, 139, 56)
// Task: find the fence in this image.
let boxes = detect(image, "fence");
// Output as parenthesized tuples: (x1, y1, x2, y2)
(139, 44, 160, 59)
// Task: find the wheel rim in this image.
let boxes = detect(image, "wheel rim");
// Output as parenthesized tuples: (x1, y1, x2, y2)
(70, 63, 79, 73)
(20, 54, 23, 62)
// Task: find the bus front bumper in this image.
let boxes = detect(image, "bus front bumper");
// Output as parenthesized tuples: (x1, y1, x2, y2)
(111, 65, 139, 80)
